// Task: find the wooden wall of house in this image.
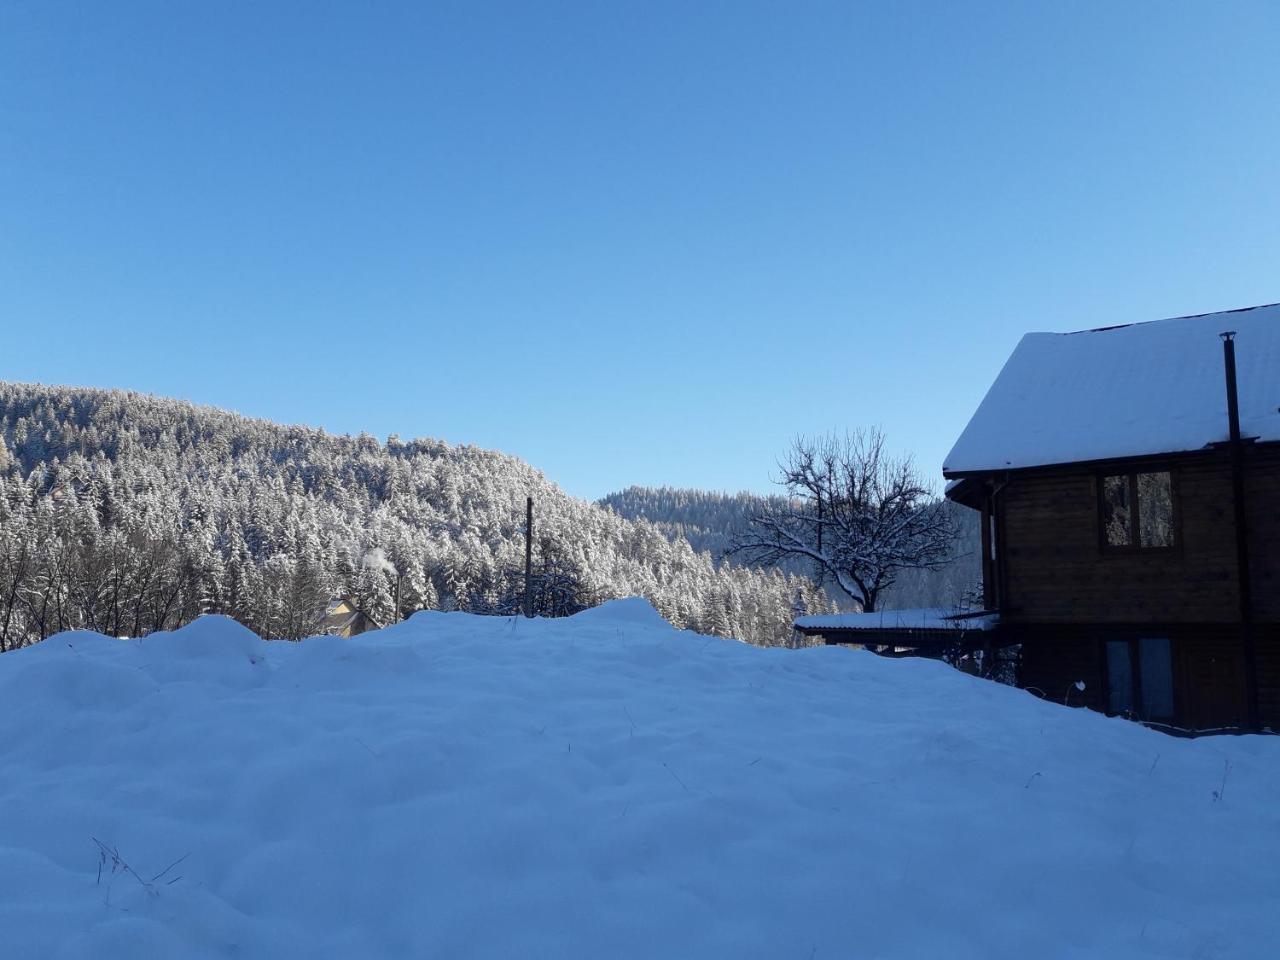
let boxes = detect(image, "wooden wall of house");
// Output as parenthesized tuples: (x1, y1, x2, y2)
(1256, 625, 1280, 731)
(1014, 625, 1107, 713)
(1179, 629, 1249, 730)
(1013, 623, 1255, 731)
(996, 449, 1280, 625)
(1247, 447, 1280, 621)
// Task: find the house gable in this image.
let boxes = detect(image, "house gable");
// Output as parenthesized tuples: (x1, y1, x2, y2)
(938, 304, 1280, 732)
(944, 303, 1280, 477)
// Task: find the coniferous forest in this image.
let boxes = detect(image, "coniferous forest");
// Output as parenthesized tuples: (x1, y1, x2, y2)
(0, 383, 835, 651)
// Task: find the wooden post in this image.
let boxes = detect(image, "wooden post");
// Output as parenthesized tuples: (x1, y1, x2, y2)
(980, 492, 995, 610)
(524, 496, 534, 618)
(393, 574, 402, 624)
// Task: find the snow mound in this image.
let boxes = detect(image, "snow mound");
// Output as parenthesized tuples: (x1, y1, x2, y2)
(568, 595, 675, 630)
(1, 606, 1277, 959)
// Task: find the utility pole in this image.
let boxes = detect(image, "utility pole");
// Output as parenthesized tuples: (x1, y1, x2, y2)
(524, 496, 534, 618)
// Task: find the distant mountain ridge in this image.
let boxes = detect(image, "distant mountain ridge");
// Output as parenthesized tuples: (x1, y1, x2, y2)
(598, 486, 789, 565)
(0, 383, 826, 650)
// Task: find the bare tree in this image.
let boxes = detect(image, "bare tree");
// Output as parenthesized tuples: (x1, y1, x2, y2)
(731, 430, 955, 612)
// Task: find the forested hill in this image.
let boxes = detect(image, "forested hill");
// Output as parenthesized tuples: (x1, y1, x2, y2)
(598, 486, 787, 563)
(0, 383, 829, 650)
(600, 485, 982, 611)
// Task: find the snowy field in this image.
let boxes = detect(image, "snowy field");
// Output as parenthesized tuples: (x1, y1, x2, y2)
(1, 600, 1277, 959)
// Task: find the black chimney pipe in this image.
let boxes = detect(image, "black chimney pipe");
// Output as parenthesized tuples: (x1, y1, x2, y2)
(1223, 332, 1243, 445)
(1221, 331, 1259, 730)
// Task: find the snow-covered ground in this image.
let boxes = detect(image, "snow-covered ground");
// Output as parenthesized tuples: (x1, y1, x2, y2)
(1, 600, 1277, 959)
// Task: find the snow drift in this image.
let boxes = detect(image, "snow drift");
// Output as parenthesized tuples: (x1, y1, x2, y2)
(1, 599, 1277, 958)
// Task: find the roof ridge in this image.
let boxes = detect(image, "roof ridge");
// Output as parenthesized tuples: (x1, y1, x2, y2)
(1064, 302, 1280, 336)
(944, 300, 1280, 476)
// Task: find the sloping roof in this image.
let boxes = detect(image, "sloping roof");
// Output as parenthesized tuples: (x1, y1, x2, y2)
(794, 608, 998, 632)
(320, 597, 379, 634)
(944, 303, 1280, 476)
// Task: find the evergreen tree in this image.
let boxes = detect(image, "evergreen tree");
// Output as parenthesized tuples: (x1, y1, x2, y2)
(0, 383, 828, 648)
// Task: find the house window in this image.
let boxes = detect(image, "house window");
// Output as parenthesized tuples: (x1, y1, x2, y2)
(1105, 640, 1134, 714)
(1101, 471, 1174, 548)
(1105, 637, 1174, 720)
(1139, 637, 1175, 718)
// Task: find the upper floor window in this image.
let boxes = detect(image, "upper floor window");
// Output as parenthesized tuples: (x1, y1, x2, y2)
(1101, 471, 1174, 549)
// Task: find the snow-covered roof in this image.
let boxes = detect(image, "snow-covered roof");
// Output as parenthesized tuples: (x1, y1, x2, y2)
(794, 608, 998, 632)
(944, 304, 1280, 475)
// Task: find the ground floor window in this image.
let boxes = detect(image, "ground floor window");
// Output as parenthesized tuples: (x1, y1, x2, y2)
(1105, 637, 1174, 720)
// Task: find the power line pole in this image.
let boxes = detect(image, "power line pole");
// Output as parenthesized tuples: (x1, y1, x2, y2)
(524, 495, 534, 618)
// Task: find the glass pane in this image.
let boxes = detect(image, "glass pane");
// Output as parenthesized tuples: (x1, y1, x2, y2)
(1139, 637, 1174, 719)
(1106, 640, 1134, 714)
(1138, 472, 1174, 547)
(1102, 475, 1132, 547)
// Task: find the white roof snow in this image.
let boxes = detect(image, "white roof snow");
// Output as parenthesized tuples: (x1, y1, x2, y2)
(944, 303, 1280, 475)
(794, 608, 998, 632)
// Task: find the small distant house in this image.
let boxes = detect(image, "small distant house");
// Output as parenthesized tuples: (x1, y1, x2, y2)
(318, 598, 379, 638)
(806, 304, 1280, 733)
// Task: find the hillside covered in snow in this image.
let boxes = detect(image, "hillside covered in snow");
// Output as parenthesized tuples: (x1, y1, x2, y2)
(0, 383, 825, 649)
(2, 602, 1277, 958)
(600, 483, 982, 610)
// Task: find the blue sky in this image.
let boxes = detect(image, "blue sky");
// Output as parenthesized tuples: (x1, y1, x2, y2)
(3, 2, 1278, 500)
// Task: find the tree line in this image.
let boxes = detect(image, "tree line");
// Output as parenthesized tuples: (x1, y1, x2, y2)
(0, 383, 830, 651)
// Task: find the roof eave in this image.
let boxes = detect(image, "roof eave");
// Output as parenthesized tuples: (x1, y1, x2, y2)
(942, 438, 1280, 482)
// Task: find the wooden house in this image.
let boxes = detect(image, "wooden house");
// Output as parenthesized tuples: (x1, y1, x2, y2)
(318, 597, 379, 638)
(941, 304, 1280, 732)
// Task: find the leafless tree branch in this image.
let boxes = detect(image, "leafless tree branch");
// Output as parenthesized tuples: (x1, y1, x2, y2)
(730, 429, 955, 612)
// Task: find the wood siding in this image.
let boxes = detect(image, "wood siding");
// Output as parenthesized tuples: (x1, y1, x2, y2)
(1255, 625, 1280, 730)
(968, 445, 1280, 731)
(996, 448, 1280, 625)
(1012, 624, 1255, 730)
(1247, 447, 1280, 621)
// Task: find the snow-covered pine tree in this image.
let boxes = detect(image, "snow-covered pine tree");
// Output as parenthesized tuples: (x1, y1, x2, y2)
(0, 383, 820, 649)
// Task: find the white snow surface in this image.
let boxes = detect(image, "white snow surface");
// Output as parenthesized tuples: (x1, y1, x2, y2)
(944, 303, 1280, 474)
(2, 599, 1278, 959)
(795, 607, 998, 631)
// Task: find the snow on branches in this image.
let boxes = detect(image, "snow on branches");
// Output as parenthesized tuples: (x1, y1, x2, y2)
(731, 430, 956, 613)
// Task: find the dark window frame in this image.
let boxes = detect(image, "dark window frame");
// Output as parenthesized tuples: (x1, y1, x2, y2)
(1096, 468, 1180, 553)
(1099, 635, 1177, 722)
